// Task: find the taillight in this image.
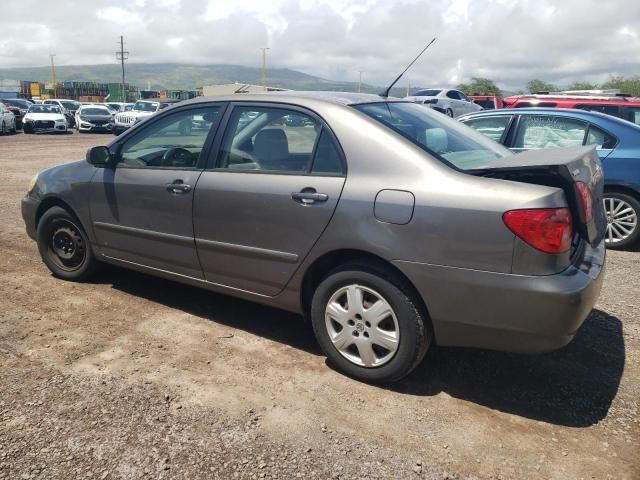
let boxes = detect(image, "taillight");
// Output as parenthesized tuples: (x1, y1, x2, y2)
(575, 182, 594, 223)
(503, 208, 573, 254)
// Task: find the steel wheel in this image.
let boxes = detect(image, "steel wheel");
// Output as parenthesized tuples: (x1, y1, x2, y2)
(47, 219, 87, 272)
(325, 284, 400, 368)
(604, 196, 638, 245)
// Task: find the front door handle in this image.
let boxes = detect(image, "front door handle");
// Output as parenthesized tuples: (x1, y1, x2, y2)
(291, 190, 329, 205)
(166, 180, 192, 194)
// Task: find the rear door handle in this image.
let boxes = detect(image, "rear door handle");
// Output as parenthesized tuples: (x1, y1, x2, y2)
(291, 191, 329, 205)
(166, 180, 192, 194)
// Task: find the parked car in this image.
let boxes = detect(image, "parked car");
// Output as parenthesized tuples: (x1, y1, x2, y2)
(469, 95, 504, 110)
(0, 98, 32, 129)
(22, 104, 69, 134)
(43, 99, 81, 128)
(0, 102, 17, 134)
(458, 107, 640, 248)
(22, 93, 606, 383)
(102, 102, 134, 113)
(503, 92, 640, 126)
(113, 98, 180, 135)
(75, 105, 114, 133)
(404, 88, 482, 117)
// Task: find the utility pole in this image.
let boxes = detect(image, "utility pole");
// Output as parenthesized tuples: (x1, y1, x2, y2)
(261, 47, 270, 92)
(49, 54, 57, 98)
(116, 36, 129, 102)
(358, 71, 363, 93)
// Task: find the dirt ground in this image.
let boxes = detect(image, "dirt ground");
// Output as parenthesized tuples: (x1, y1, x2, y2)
(0, 132, 638, 480)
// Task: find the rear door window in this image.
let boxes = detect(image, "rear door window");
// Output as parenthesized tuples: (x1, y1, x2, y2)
(585, 125, 618, 149)
(215, 105, 344, 175)
(513, 116, 588, 149)
(462, 116, 513, 143)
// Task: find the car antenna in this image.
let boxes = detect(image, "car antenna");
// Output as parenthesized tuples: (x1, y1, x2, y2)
(379, 37, 437, 98)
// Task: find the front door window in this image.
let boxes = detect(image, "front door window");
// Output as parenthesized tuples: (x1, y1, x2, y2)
(119, 107, 221, 169)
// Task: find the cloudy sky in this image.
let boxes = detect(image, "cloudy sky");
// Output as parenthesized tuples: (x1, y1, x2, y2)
(1, 0, 638, 90)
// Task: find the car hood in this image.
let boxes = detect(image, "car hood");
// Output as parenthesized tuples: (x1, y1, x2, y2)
(79, 114, 113, 121)
(118, 111, 155, 118)
(24, 112, 66, 121)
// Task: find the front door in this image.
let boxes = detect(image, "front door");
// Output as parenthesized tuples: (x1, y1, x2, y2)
(194, 104, 346, 296)
(89, 104, 224, 278)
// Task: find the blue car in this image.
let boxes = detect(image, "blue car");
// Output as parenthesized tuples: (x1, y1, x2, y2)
(458, 108, 640, 249)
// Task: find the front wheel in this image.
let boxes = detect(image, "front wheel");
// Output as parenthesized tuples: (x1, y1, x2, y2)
(311, 264, 430, 383)
(446, 108, 454, 117)
(604, 192, 640, 249)
(37, 206, 99, 281)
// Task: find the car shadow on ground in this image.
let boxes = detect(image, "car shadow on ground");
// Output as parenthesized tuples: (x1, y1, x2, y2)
(393, 309, 625, 427)
(96, 266, 624, 428)
(99, 266, 322, 356)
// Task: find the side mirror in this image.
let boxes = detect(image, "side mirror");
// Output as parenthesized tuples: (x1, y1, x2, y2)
(86, 146, 113, 167)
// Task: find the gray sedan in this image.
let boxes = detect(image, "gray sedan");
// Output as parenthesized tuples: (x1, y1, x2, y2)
(22, 92, 606, 383)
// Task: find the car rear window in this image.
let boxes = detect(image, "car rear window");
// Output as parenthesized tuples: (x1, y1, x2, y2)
(353, 102, 511, 170)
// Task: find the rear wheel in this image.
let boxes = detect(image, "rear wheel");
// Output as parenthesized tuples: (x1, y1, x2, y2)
(603, 192, 640, 249)
(0, 121, 6, 135)
(311, 263, 430, 383)
(37, 206, 99, 281)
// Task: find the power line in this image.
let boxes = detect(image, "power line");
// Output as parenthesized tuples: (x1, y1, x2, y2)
(116, 36, 129, 102)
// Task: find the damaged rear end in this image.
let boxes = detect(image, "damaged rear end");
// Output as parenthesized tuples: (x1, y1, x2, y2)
(469, 146, 607, 275)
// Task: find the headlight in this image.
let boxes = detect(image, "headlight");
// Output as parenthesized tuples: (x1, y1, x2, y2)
(27, 173, 38, 193)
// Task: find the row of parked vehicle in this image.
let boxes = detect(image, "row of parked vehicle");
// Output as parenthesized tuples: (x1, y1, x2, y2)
(0, 97, 180, 135)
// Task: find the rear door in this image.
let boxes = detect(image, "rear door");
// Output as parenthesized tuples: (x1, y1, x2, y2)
(193, 103, 346, 296)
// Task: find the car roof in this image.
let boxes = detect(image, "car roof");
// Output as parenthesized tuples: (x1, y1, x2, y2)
(459, 107, 640, 130)
(179, 91, 401, 108)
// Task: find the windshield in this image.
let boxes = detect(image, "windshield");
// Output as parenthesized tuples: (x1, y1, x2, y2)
(412, 89, 441, 97)
(29, 105, 61, 114)
(133, 101, 158, 112)
(353, 102, 512, 170)
(61, 101, 80, 110)
(80, 107, 110, 115)
(2, 99, 31, 109)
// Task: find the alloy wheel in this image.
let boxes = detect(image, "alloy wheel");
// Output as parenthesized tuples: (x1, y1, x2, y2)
(324, 284, 400, 368)
(604, 197, 638, 244)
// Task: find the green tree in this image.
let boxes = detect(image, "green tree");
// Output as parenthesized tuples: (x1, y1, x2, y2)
(565, 81, 598, 91)
(526, 79, 558, 94)
(601, 75, 640, 97)
(457, 77, 502, 97)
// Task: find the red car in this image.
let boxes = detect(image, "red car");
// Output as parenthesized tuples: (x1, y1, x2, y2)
(469, 95, 504, 110)
(502, 92, 640, 126)
(0, 98, 31, 129)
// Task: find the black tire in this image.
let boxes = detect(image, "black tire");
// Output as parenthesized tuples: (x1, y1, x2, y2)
(603, 191, 640, 249)
(24, 123, 33, 134)
(0, 121, 6, 135)
(36, 206, 99, 281)
(310, 262, 430, 383)
(446, 108, 454, 117)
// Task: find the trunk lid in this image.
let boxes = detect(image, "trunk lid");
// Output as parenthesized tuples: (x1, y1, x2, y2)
(468, 146, 606, 246)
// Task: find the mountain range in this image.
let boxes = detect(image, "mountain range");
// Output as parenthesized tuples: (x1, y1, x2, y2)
(0, 63, 411, 96)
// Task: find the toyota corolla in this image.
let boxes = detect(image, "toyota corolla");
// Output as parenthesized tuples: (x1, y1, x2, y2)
(22, 92, 606, 383)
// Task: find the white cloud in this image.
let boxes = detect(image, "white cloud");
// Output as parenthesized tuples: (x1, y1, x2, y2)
(1, 0, 639, 91)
